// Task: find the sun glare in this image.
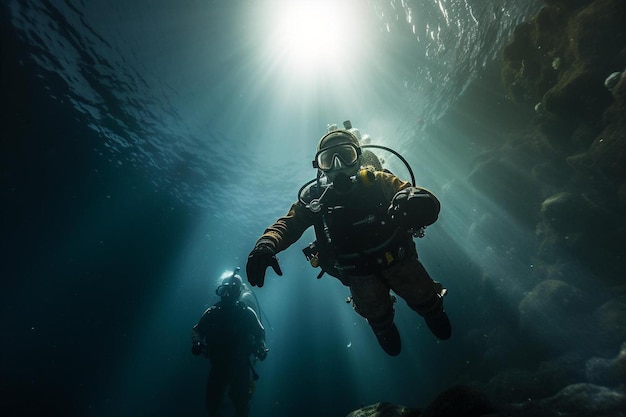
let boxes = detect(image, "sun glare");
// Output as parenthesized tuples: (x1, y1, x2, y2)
(277, 4, 345, 59)
(261, 1, 367, 76)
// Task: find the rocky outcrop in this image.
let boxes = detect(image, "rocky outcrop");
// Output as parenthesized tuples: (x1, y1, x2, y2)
(346, 381, 626, 416)
(346, 402, 420, 417)
(499, 0, 626, 285)
(346, 385, 496, 417)
(349, 1, 626, 416)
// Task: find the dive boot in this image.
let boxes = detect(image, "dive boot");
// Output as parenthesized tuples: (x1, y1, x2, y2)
(425, 308, 451, 340)
(371, 322, 401, 356)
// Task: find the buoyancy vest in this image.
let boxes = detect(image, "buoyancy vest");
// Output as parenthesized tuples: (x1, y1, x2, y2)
(204, 301, 261, 358)
(302, 177, 415, 279)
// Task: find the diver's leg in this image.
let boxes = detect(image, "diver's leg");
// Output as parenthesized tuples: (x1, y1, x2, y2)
(206, 368, 226, 417)
(348, 273, 401, 356)
(229, 362, 252, 417)
(384, 257, 451, 340)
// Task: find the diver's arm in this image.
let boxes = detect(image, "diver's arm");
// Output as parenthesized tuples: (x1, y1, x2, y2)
(191, 324, 203, 345)
(254, 201, 312, 253)
(191, 306, 215, 351)
(377, 171, 413, 199)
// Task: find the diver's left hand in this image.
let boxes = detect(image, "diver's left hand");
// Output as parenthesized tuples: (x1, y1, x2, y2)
(388, 188, 440, 229)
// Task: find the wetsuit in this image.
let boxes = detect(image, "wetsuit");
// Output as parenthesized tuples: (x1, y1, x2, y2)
(192, 301, 266, 417)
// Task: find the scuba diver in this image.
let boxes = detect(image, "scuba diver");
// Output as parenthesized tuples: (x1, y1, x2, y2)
(191, 268, 268, 417)
(246, 121, 451, 356)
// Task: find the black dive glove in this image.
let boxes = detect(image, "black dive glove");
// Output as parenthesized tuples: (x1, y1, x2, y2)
(191, 342, 204, 356)
(246, 244, 282, 287)
(388, 188, 440, 230)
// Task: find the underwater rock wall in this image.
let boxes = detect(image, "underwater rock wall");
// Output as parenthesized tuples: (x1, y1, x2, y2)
(476, 0, 626, 413)
(467, 0, 626, 414)
(348, 1, 626, 416)
(500, 0, 626, 285)
(498, 0, 626, 281)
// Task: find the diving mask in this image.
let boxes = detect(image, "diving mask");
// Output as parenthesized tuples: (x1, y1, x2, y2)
(314, 143, 360, 171)
(216, 276, 242, 299)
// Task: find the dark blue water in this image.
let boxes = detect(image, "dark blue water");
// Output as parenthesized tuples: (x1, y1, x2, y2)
(12, 1, 621, 416)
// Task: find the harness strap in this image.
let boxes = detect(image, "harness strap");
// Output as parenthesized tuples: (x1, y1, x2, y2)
(335, 229, 400, 260)
(334, 230, 410, 275)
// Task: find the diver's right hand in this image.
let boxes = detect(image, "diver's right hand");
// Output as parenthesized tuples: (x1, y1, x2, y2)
(246, 244, 282, 287)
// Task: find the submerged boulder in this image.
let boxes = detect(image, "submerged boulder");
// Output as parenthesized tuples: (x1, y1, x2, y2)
(346, 385, 495, 417)
(346, 402, 420, 417)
